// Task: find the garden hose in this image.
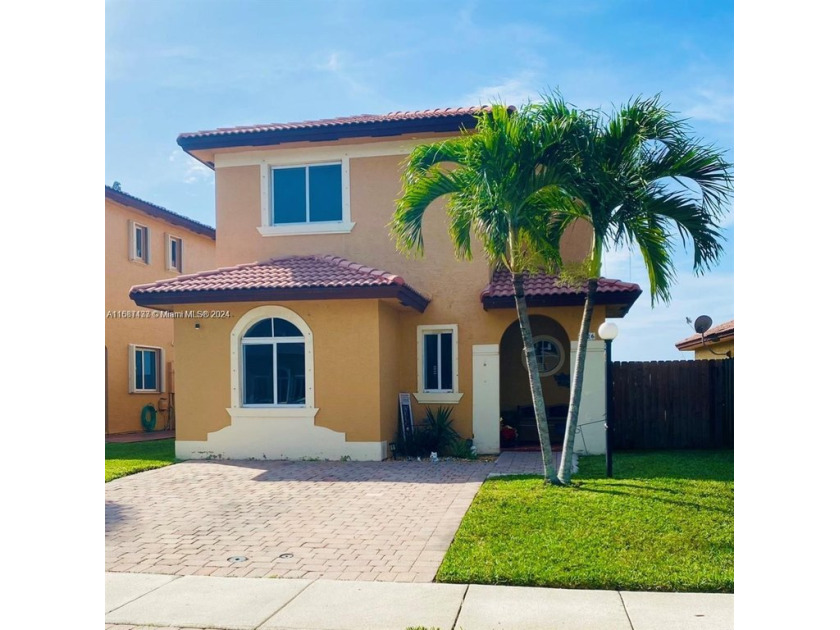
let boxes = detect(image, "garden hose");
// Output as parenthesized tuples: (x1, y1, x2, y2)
(141, 404, 157, 432)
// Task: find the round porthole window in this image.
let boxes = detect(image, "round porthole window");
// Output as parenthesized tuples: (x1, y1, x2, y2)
(521, 335, 565, 377)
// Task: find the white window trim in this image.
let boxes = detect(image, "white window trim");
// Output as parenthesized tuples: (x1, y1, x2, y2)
(230, 305, 315, 410)
(414, 324, 463, 405)
(128, 344, 165, 393)
(129, 221, 150, 264)
(521, 334, 566, 377)
(258, 158, 354, 236)
(165, 234, 183, 272)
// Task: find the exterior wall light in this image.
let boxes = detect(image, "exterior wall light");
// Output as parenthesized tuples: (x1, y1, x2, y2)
(598, 322, 619, 477)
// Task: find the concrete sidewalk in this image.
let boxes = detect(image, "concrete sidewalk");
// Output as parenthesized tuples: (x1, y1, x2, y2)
(105, 571, 734, 630)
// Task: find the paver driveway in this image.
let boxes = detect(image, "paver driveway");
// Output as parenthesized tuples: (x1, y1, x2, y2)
(106, 454, 556, 583)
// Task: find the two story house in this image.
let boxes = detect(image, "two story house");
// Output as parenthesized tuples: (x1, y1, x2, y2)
(106, 185, 216, 435)
(129, 108, 641, 460)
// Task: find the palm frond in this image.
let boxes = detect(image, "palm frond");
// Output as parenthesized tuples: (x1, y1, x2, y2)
(391, 166, 464, 256)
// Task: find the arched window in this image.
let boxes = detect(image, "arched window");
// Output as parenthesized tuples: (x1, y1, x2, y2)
(242, 317, 306, 406)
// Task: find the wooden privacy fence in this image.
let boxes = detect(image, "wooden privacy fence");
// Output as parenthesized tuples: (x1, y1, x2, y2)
(611, 360, 733, 449)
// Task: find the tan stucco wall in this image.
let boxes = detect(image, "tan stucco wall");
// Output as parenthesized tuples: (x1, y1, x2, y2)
(105, 198, 215, 434)
(173, 299, 394, 443)
(214, 154, 592, 275)
(695, 340, 734, 359)
(394, 305, 605, 443)
(378, 302, 402, 443)
(170, 295, 606, 448)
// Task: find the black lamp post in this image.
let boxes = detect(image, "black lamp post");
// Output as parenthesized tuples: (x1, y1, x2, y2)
(598, 322, 619, 478)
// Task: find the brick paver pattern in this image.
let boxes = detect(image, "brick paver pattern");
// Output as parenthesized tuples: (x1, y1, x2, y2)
(106, 453, 559, 584)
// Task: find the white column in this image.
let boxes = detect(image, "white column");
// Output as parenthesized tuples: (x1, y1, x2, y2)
(569, 339, 606, 455)
(472, 344, 500, 454)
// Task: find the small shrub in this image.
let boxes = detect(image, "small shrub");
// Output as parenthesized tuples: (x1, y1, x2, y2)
(411, 428, 439, 457)
(420, 406, 459, 454)
(394, 407, 464, 458)
(449, 438, 477, 460)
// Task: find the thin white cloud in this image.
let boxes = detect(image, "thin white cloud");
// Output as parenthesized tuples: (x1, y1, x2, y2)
(317, 52, 343, 73)
(683, 87, 734, 124)
(169, 150, 213, 185)
(464, 72, 542, 107)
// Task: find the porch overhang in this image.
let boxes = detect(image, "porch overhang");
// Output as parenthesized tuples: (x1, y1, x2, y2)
(480, 271, 642, 318)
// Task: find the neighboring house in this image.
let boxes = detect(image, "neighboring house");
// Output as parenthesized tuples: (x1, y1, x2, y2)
(106, 185, 216, 435)
(676, 319, 734, 359)
(129, 108, 641, 460)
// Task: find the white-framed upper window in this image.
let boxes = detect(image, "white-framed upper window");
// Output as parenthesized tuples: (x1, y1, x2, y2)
(258, 159, 354, 236)
(166, 234, 183, 272)
(241, 317, 307, 407)
(521, 335, 565, 377)
(129, 344, 165, 393)
(414, 325, 462, 404)
(129, 221, 149, 264)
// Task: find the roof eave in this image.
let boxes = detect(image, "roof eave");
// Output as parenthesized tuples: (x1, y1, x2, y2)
(481, 290, 642, 317)
(105, 187, 216, 239)
(675, 330, 735, 351)
(130, 284, 429, 313)
(176, 114, 480, 153)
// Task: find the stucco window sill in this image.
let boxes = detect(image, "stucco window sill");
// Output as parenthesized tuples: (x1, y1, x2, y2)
(227, 407, 319, 419)
(412, 393, 464, 405)
(257, 222, 355, 237)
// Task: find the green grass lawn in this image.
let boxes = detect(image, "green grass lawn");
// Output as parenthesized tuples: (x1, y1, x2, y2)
(105, 438, 176, 482)
(437, 450, 733, 592)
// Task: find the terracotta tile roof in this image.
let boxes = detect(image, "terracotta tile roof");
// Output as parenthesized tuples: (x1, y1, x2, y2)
(105, 186, 215, 239)
(676, 319, 734, 350)
(481, 269, 642, 318)
(176, 107, 514, 157)
(130, 255, 429, 312)
(178, 107, 492, 141)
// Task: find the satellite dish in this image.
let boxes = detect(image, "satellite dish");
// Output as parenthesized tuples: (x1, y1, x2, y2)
(694, 315, 713, 335)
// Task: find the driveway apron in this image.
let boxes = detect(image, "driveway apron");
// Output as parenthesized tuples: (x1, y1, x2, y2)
(106, 457, 540, 583)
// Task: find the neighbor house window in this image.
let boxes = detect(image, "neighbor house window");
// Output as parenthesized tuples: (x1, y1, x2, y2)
(258, 160, 354, 236)
(521, 335, 565, 377)
(242, 317, 306, 406)
(414, 325, 462, 404)
(129, 345, 165, 393)
(166, 235, 183, 272)
(272, 163, 342, 225)
(130, 222, 149, 263)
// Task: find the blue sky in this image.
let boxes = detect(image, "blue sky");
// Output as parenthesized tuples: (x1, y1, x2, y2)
(105, 0, 734, 361)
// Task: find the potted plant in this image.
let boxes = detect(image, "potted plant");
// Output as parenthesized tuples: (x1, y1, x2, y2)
(500, 418, 518, 447)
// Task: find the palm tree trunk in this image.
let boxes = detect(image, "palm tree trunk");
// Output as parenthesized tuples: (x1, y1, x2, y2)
(512, 272, 560, 485)
(559, 278, 598, 485)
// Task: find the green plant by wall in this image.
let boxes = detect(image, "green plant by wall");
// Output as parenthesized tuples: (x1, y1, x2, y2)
(419, 406, 459, 454)
(449, 438, 478, 460)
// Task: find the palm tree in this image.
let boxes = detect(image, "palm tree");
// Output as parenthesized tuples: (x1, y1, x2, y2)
(391, 104, 587, 485)
(535, 94, 733, 484)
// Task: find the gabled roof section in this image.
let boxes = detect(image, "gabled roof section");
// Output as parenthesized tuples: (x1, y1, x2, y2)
(105, 186, 215, 239)
(676, 319, 734, 351)
(481, 269, 642, 318)
(177, 107, 498, 154)
(130, 255, 430, 313)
